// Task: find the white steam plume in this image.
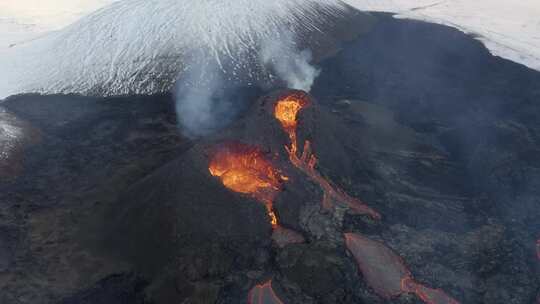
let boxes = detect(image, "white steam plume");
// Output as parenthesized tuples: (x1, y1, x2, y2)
(175, 30, 322, 137)
(261, 32, 321, 92)
(174, 52, 236, 138)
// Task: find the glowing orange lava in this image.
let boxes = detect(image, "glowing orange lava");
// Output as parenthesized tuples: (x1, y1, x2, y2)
(209, 143, 284, 227)
(274, 92, 308, 133)
(274, 93, 380, 219)
(248, 280, 284, 304)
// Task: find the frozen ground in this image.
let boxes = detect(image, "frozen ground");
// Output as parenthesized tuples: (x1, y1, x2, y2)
(344, 0, 540, 71)
(0, 0, 539, 99)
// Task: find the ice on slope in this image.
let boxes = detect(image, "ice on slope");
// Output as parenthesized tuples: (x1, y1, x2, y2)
(2, 0, 539, 100)
(343, 0, 540, 71)
(0, 0, 349, 99)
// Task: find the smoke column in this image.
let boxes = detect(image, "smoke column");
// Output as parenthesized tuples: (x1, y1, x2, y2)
(175, 30, 321, 137)
(261, 31, 321, 92)
(174, 53, 228, 137)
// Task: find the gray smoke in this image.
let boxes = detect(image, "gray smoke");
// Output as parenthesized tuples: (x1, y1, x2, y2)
(175, 31, 321, 137)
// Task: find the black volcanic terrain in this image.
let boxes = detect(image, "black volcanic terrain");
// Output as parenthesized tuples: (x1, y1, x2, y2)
(1, 13, 539, 304)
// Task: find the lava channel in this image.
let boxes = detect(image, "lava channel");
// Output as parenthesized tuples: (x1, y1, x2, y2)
(274, 92, 380, 219)
(345, 233, 460, 304)
(209, 142, 284, 227)
(248, 280, 284, 304)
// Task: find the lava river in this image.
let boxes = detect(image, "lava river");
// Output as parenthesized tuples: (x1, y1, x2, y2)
(274, 92, 380, 219)
(210, 91, 460, 304)
(274, 91, 459, 304)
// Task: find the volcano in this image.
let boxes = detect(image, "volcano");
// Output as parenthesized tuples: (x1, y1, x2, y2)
(103, 89, 464, 304)
(1, 6, 540, 304)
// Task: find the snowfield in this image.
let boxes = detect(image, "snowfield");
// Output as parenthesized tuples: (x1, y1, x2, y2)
(0, 0, 539, 99)
(344, 0, 540, 72)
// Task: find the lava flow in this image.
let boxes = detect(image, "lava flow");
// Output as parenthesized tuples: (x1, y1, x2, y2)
(345, 233, 460, 304)
(209, 143, 284, 227)
(274, 92, 380, 219)
(248, 280, 284, 304)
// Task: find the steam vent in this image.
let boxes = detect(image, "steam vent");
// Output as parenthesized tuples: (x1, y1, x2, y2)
(1, 3, 540, 304)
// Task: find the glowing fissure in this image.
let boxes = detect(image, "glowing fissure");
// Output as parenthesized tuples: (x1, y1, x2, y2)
(209, 143, 284, 227)
(274, 93, 380, 219)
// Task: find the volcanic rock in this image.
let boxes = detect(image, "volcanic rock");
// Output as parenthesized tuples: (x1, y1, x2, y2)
(0, 93, 188, 304)
(272, 227, 306, 249)
(275, 243, 358, 304)
(59, 273, 147, 304)
(0, 108, 41, 181)
(104, 145, 273, 302)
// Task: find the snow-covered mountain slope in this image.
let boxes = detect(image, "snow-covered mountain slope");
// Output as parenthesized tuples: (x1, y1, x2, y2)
(1, 0, 539, 100)
(343, 0, 540, 71)
(0, 0, 371, 99)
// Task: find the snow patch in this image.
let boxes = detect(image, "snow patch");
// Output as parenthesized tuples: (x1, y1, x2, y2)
(343, 0, 540, 71)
